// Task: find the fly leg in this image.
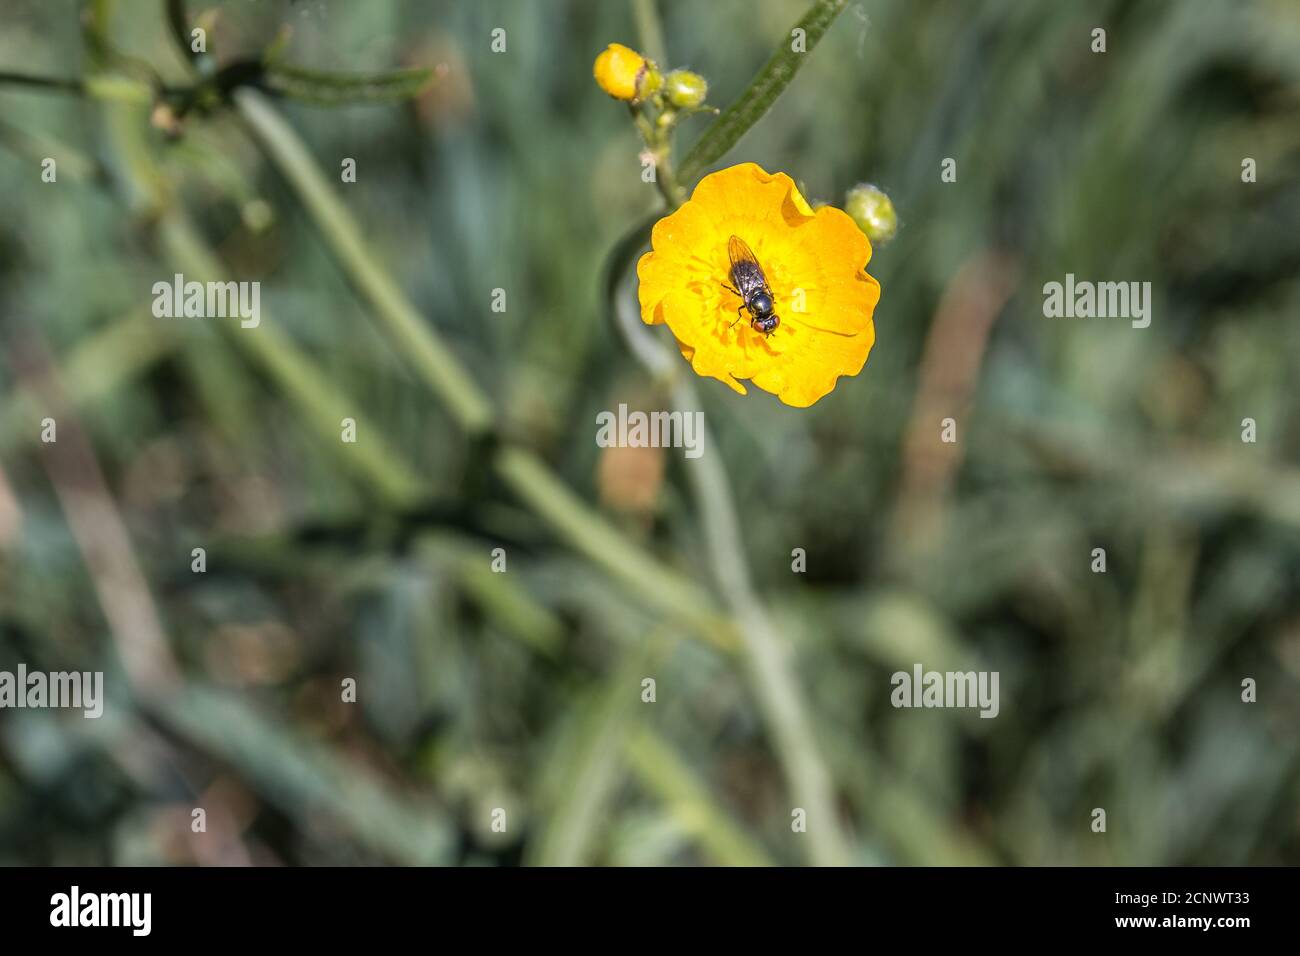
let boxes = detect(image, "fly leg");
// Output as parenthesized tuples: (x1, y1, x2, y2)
(721, 282, 747, 329)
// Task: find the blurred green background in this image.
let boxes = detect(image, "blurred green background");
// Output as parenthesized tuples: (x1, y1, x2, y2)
(0, 0, 1297, 866)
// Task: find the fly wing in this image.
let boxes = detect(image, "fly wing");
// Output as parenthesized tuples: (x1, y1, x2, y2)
(728, 235, 766, 291)
(728, 235, 760, 272)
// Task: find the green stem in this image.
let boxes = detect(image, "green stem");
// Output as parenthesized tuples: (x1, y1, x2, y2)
(673, 380, 852, 865)
(605, 226, 851, 865)
(678, 0, 848, 185)
(493, 447, 732, 650)
(165, 0, 198, 64)
(625, 725, 776, 866)
(603, 6, 855, 856)
(233, 88, 733, 649)
(629, 103, 684, 208)
(614, 244, 854, 860)
(631, 0, 668, 66)
(235, 89, 494, 436)
(158, 214, 429, 508)
(0, 71, 86, 94)
(653, 143, 685, 208)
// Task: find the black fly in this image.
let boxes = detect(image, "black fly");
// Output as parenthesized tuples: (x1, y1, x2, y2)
(722, 235, 779, 336)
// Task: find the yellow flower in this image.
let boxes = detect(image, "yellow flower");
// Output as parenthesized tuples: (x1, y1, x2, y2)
(637, 163, 880, 407)
(593, 43, 649, 101)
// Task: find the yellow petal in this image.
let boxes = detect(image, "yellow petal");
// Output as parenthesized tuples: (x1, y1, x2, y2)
(635, 163, 881, 407)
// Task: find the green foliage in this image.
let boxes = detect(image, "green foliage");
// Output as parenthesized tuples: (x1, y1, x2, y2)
(679, 0, 847, 184)
(0, 0, 1296, 867)
(263, 63, 437, 105)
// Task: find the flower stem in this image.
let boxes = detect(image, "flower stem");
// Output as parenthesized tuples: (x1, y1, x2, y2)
(0, 71, 86, 94)
(629, 104, 684, 208)
(233, 89, 733, 649)
(673, 380, 852, 865)
(653, 145, 685, 208)
(605, 171, 852, 868)
(678, 0, 848, 184)
(236, 89, 494, 436)
(631, 0, 668, 67)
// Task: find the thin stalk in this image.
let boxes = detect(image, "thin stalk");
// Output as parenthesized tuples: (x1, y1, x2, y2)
(631, 0, 668, 66)
(607, 172, 853, 869)
(233, 88, 732, 649)
(494, 447, 733, 650)
(165, 0, 198, 65)
(629, 104, 684, 207)
(653, 143, 685, 208)
(0, 71, 86, 94)
(235, 89, 494, 436)
(625, 726, 776, 866)
(674, 380, 852, 865)
(157, 214, 429, 508)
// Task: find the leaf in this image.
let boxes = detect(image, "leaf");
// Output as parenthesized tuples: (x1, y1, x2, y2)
(235, 88, 494, 435)
(678, 0, 848, 185)
(160, 685, 455, 864)
(624, 726, 775, 866)
(263, 62, 436, 105)
(165, 0, 198, 64)
(84, 74, 153, 104)
(526, 635, 667, 866)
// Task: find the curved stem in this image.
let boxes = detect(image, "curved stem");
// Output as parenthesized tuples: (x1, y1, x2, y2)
(0, 71, 86, 94)
(631, 0, 668, 66)
(233, 89, 732, 649)
(673, 379, 852, 865)
(606, 195, 852, 867)
(236, 88, 494, 436)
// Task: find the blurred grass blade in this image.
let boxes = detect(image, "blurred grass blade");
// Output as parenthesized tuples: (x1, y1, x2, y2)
(0, 116, 102, 181)
(625, 726, 775, 866)
(165, 0, 199, 64)
(0, 312, 171, 454)
(235, 88, 734, 648)
(161, 685, 454, 864)
(0, 71, 86, 95)
(493, 447, 734, 650)
(156, 214, 429, 507)
(264, 63, 437, 105)
(432, 541, 567, 658)
(678, 0, 847, 184)
(528, 633, 669, 865)
(235, 88, 494, 435)
(602, 211, 679, 379)
(631, 0, 668, 65)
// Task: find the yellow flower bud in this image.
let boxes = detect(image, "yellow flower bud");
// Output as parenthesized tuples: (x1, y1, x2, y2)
(844, 183, 898, 244)
(664, 70, 708, 109)
(593, 43, 647, 101)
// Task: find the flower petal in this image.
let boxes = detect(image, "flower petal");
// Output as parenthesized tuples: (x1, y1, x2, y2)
(635, 162, 880, 407)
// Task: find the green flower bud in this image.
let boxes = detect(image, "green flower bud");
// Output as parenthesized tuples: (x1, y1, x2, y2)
(638, 64, 664, 100)
(664, 69, 708, 109)
(844, 183, 898, 244)
(242, 199, 274, 233)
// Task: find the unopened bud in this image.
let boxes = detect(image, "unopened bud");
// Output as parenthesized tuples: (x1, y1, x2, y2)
(844, 183, 897, 244)
(593, 43, 646, 101)
(664, 69, 707, 109)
